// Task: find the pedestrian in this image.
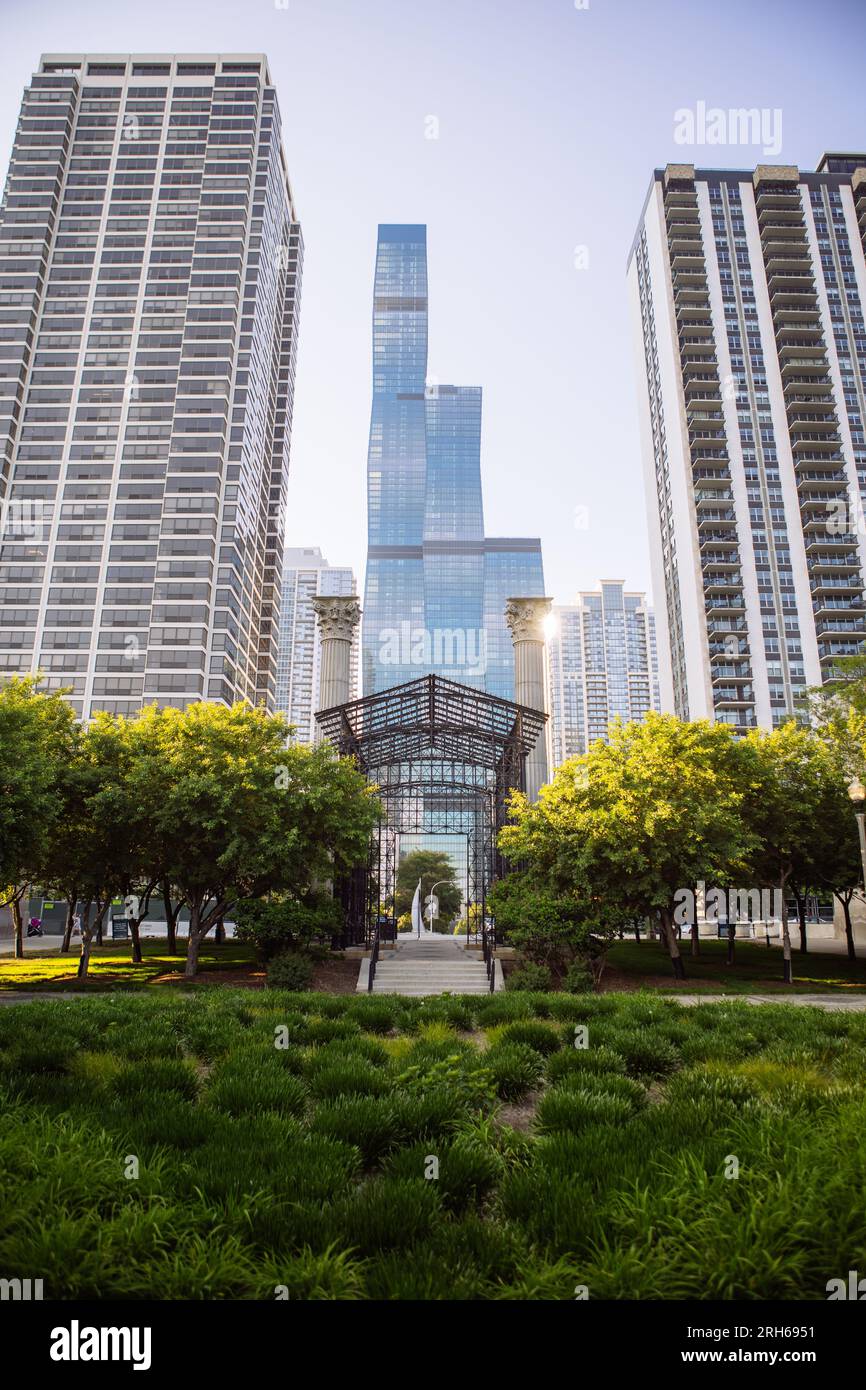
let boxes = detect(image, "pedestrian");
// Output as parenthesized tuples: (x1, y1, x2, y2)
(71, 913, 82, 939)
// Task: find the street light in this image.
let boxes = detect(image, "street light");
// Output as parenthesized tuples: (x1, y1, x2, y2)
(424, 880, 448, 935)
(848, 779, 866, 893)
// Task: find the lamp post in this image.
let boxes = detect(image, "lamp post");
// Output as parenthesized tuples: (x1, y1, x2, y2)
(424, 880, 448, 935)
(848, 778, 866, 891)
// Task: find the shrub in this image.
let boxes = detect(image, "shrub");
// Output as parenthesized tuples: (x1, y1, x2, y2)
(473, 993, 535, 1027)
(112, 1058, 199, 1103)
(386, 1138, 504, 1211)
(307, 1059, 392, 1101)
(266, 951, 314, 992)
(556, 1069, 646, 1111)
(235, 895, 340, 961)
(483, 1042, 544, 1099)
(326, 1178, 440, 1253)
(546, 1046, 627, 1084)
(506, 962, 553, 992)
(344, 998, 402, 1035)
(310, 1096, 403, 1163)
(562, 961, 594, 994)
(492, 1020, 562, 1056)
(205, 1060, 308, 1119)
(536, 1086, 634, 1133)
(608, 1027, 680, 1078)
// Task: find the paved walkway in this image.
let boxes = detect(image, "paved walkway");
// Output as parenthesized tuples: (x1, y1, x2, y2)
(664, 992, 866, 1011)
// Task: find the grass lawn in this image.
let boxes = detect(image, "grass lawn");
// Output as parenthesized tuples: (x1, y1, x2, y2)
(0, 939, 259, 992)
(605, 938, 866, 994)
(1, 989, 865, 1299)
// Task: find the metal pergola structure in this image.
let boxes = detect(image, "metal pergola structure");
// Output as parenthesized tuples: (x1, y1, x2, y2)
(315, 674, 547, 946)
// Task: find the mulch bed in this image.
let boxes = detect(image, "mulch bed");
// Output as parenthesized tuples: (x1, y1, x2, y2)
(152, 956, 361, 994)
(154, 967, 266, 989)
(311, 957, 361, 994)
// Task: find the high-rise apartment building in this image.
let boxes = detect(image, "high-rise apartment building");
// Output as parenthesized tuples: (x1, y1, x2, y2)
(0, 53, 302, 718)
(628, 155, 866, 730)
(547, 580, 660, 766)
(275, 546, 358, 742)
(362, 224, 544, 700)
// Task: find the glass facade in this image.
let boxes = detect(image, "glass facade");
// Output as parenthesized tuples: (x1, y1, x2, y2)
(0, 54, 302, 718)
(362, 224, 544, 699)
(275, 546, 357, 743)
(629, 157, 866, 729)
(548, 580, 661, 766)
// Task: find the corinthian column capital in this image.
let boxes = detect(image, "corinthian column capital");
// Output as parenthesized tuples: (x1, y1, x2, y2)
(311, 595, 361, 642)
(504, 596, 553, 644)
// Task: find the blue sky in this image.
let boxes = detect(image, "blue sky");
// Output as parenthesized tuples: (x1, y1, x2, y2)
(1, 0, 864, 608)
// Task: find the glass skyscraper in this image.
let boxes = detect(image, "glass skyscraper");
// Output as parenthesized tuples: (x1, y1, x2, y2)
(362, 225, 544, 700)
(0, 53, 302, 718)
(275, 546, 358, 743)
(547, 580, 661, 767)
(629, 156, 866, 730)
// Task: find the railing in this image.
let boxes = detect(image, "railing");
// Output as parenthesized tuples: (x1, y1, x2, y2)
(481, 921, 496, 993)
(367, 920, 381, 993)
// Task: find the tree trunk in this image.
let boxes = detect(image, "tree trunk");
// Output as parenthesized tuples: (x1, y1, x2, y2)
(781, 882, 793, 984)
(129, 918, 143, 964)
(184, 901, 202, 979)
(61, 898, 75, 954)
(214, 918, 226, 944)
(727, 921, 736, 966)
(633, 919, 641, 943)
(840, 894, 856, 963)
(795, 890, 808, 954)
(162, 883, 179, 954)
(690, 916, 700, 958)
(660, 908, 686, 980)
(185, 929, 202, 979)
(11, 893, 24, 959)
(76, 901, 93, 979)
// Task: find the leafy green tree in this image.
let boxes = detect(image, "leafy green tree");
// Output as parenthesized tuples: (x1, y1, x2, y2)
(488, 874, 623, 986)
(741, 723, 841, 982)
(0, 677, 77, 957)
(499, 713, 756, 980)
(234, 894, 341, 961)
(395, 849, 461, 928)
(44, 716, 135, 979)
(147, 702, 377, 978)
(808, 650, 866, 716)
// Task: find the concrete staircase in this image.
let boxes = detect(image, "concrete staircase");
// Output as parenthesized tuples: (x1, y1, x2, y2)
(357, 932, 502, 996)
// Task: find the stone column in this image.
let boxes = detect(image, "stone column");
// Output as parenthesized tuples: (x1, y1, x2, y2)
(505, 596, 553, 803)
(312, 595, 361, 718)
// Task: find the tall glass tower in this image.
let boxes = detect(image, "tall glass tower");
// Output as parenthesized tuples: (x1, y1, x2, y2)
(0, 53, 302, 719)
(362, 224, 544, 698)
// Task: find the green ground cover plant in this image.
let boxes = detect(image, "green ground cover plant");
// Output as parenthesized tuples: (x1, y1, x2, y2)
(0, 990, 864, 1299)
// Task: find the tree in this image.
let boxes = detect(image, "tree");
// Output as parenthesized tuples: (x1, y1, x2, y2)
(395, 849, 462, 928)
(41, 716, 134, 979)
(148, 702, 377, 978)
(499, 713, 756, 980)
(488, 873, 623, 987)
(741, 723, 840, 983)
(234, 894, 341, 962)
(0, 677, 77, 958)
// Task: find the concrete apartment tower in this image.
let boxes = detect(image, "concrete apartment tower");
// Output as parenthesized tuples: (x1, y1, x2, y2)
(275, 546, 359, 742)
(0, 54, 302, 718)
(547, 580, 661, 767)
(628, 155, 866, 730)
